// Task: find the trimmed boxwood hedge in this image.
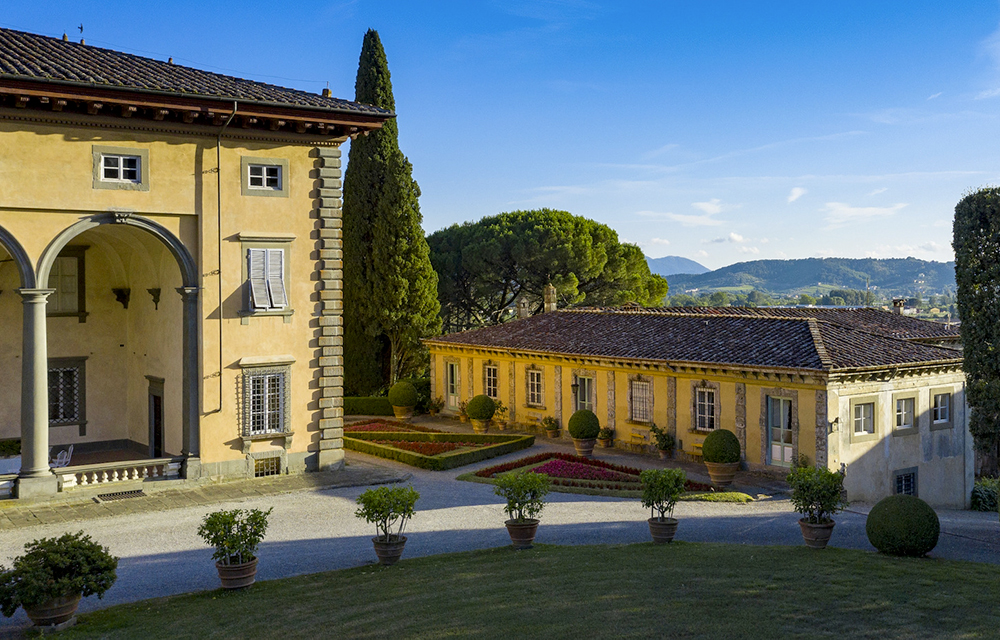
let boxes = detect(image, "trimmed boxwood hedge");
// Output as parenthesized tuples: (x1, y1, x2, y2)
(344, 397, 394, 416)
(865, 494, 940, 557)
(344, 433, 535, 470)
(702, 429, 741, 464)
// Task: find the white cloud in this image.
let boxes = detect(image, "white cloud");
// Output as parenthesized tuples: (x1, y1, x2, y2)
(822, 202, 907, 227)
(868, 187, 888, 196)
(695, 250, 709, 257)
(927, 92, 943, 100)
(636, 210, 722, 227)
(728, 232, 745, 243)
(759, 237, 770, 244)
(919, 241, 943, 252)
(976, 87, 1000, 100)
(692, 198, 724, 215)
(645, 238, 671, 246)
(706, 232, 746, 244)
(739, 246, 760, 254)
(787, 187, 807, 203)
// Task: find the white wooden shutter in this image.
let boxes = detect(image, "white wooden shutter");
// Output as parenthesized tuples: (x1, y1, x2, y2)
(265, 249, 287, 308)
(248, 249, 269, 309)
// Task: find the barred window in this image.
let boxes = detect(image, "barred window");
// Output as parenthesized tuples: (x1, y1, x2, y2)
(48, 357, 87, 430)
(484, 365, 498, 399)
(243, 367, 289, 436)
(894, 468, 918, 497)
(629, 380, 652, 423)
(696, 388, 716, 431)
(527, 369, 543, 406)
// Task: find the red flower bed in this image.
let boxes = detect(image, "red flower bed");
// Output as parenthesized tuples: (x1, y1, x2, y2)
(372, 440, 482, 456)
(345, 420, 443, 433)
(475, 452, 642, 478)
(532, 459, 640, 483)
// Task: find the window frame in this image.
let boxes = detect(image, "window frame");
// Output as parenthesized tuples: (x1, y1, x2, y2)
(573, 374, 595, 413)
(930, 389, 953, 431)
(241, 156, 289, 198)
(892, 392, 918, 437)
(46, 246, 88, 323)
(92, 145, 149, 191)
(483, 363, 499, 400)
(239, 234, 294, 324)
(48, 356, 87, 436)
(241, 364, 291, 437)
(894, 466, 918, 497)
(628, 377, 653, 424)
(526, 367, 545, 408)
(848, 396, 879, 444)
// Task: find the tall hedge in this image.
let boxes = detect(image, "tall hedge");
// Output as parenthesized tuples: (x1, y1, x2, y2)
(954, 187, 1000, 461)
(343, 29, 441, 393)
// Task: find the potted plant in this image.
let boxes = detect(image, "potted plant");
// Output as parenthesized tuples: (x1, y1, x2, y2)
(427, 396, 444, 416)
(458, 400, 469, 423)
(388, 381, 418, 420)
(494, 472, 550, 549)
(649, 423, 675, 460)
(541, 415, 560, 438)
(198, 507, 273, 589)
(493, 399, 509, 430)
(355, 485, 420, 565)
(701, 429, 741, 487)
(466, 394, 496, 434)
(787, 464, 848, 549)
(640, 467, 686, 543)
(568, 409, 601, 458)
(597, 428, 614, 448)
(0, 531, 118, 627)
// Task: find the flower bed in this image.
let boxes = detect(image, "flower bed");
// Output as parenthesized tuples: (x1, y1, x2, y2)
(344, 419, 443, 434)
(532, 459, 639, 484)
(344, 432, 535, 471)
(371, 440, 484, 456)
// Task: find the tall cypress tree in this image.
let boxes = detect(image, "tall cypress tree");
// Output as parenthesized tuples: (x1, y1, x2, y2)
(343, 29, 441, 393)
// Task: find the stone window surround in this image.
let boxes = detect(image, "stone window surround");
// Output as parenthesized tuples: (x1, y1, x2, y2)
(759, 387, 798, 467)
(48, 356, 88, 437)
(238, 233, 294, 324)
(238, 355, 294, 443)
(525, 364, 546, 409)
(93, 145, 150, 192)
(891, 391, 919, 437)
(47, 246, 89, 323)
(483, 360, 499, 400)
(930, 387, 954, 431)
(848, 395, 879, 444)
(893, 466, 918, 497)
(571, 367, 597, 412)
(627, 374, 654, 425)
(240, 156, 289, 198)
(690, 379, 721, 433)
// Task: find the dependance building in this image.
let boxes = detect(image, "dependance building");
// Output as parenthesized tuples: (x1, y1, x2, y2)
(0, 28, 392, 500)
(425, 307, 973, 508)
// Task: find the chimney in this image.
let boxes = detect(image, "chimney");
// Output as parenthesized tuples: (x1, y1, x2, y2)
(517, 299, 530, 319)
(322, 88, 332, 98)
(892, 298, 906, 315)
(543, 283, 557, 313)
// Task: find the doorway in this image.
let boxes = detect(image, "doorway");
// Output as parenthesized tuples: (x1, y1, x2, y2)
(147, 377, 165, 458)
(767, 396, 793, 466)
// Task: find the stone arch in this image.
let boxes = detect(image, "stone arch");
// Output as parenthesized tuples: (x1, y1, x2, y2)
(0, 224, 36, 288)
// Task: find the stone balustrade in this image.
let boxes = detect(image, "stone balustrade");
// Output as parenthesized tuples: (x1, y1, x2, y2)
(58, 458, 182, 489)
(0, 474, 14, 498)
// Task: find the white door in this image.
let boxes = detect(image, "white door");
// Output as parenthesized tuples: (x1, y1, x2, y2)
(768, 397, 793, 466)
(446, 363, 459, 410)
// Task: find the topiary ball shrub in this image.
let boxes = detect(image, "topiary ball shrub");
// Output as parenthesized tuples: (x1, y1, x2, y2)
(466, 395, 496, 420)
(865, 494, 940, 557)
(567, 409, 601, 439)
(701, 429, 741, 464)
(387, 381, 418, 408)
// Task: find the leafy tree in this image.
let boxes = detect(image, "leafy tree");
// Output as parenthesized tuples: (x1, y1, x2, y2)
(428, 209, 667, 331)
(953, 187, 1000, 464)
(708, 291, 732, 307)
(798, 293, 817, 305)
(343, 29, 441, 392)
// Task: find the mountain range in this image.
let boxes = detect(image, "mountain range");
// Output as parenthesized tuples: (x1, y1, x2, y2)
(645, 255, 709, 276)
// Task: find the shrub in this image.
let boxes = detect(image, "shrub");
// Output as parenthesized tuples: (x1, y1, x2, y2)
(344, 397, 393, 416)
(701, 429, 741, 464)
(865, 494, 940, 557)
(970, 477, 1000, 512)
(355, 485, 420, 542)
(541, 416, 559, 430)
(0, 532, 118, 618)
(0, 439, 19, 457)
(388, 381, 418, 408)
(466, 395, 496, 420)
(198, 508, 273, 565)
(597, 428, 614, 440)
(494, 472, 550, 522)
(568, 409, 600, 439)
(494, 399, 509, 421)
(641, 468, 686, 521)
(786, 465, 847, 524)
(402, 376, 431, 412)
(649, 423, 675, 452)
(427, 396, 445, 414)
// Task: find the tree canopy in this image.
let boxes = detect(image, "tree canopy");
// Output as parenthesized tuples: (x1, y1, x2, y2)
(428, 209, 668, 332)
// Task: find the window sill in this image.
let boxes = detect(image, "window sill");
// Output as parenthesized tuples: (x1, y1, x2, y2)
(48, 311, 89, 324)
(850, 432, 879, 444)
(626, 420, 653, 427)
(239, 309, 294, 325)
(241, 431, 294, 454)
(930, 422, 953, 431)
(688, 428, 715, 434)
(892, 427, 919, 438)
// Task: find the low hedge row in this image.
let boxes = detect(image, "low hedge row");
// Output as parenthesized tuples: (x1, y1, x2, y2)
(344, 397, 394, 416)
(970, 477, 1000, 512)
(344, 434, 534, 471)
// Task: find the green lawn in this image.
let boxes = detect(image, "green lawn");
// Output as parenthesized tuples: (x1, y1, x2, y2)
(51, 543, 999, 639)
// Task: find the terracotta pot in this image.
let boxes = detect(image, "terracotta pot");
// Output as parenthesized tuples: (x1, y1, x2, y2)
(658, 449, 672, 460)
(505, 519, 540, 549)
(471, 419, 490, 434)
(798, 518, 836, 549)
(545, 428, 560, 439)
(372, 536, 408, 566)
(573, 438, 597, 458)
(598, 438, 613, 448)
(704, 461, 740, 487)
(392, 405, 414, 420)
(216, 558, 259, 589)
(459, 415, 469, 423)
(495, 421, 507, 431)
(24, 593, 81, 627)
(647, 517, 679, 544)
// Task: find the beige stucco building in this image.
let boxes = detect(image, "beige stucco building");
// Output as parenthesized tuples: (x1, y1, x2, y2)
(425, 306, 974, 508)
(0, 29, 391, 499)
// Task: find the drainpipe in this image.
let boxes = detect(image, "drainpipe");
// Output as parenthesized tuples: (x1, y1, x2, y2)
(211, 101, 237, 412)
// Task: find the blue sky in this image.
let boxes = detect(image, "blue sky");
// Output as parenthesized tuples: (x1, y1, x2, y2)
(5, 1, 1000, 269)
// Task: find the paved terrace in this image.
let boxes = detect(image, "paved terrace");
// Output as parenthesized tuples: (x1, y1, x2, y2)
(0, 415, 998, 633)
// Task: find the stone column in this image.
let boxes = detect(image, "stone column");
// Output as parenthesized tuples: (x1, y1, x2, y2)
(16, 288, 58, 498)
(178, 286, 201, 478)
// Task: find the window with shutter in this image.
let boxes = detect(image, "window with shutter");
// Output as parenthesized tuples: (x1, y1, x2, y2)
(247, 248, 270, 310)
(265, 249, 287, 308)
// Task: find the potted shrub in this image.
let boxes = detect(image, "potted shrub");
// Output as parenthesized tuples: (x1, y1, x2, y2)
(355, 485, 420, 566)
(493, 399, 509, 430)
(701, 429, 741, 487)
(494, 471, 550, 549)
(0, 531, 118, 627)
(458, 400, 469, 423)
(388, 381, 418, 420)
(649, 423, 675, 460)
(787, 465, 848, 549)
(541, 415, 560, 438)
(466, 394, 496, 434)
(568, 409, 601, 458)
(640, 467, 686, 543)
(597, 428, 614, 448)
(427, 396, 445, 416)
(198, 507, 273, 589)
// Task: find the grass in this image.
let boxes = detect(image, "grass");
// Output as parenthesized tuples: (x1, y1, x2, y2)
(49, 543, 1000, 639)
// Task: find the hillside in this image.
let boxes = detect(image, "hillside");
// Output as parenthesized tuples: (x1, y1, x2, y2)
(665, 257, 955, 296)
(645, 255, 709, 276)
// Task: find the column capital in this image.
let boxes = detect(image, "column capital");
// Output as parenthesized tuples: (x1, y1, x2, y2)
(176, 286, 200, 300)
(16, 288, 55, 302)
